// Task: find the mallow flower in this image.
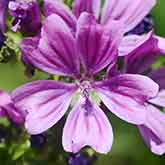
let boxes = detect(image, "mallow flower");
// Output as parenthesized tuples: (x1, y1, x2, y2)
(134, 68, 165, 155)
(0, 90, 24, 124)
(44, 0, 165, 61)
(44, 0, 155, 33)
(11, 12, 159, 154)
(8, 0, 41, 34)
(120, 30, 165, 155)
(139, 70, 165, 155)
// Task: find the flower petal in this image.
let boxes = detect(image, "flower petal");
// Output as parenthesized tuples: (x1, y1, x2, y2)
(72, 0, 101, 19)
(3, 103, 25, 124)
(139, 125, 165, 155)
(0, 90, 10, 117)
(149, 90, 165, 107)
(62, 97, 113, 154)
(101, 0, 156, 33)
(76, 12, 123, 76)
(21, 35, 40, 66)
(0, 0, 8, 32)
(122, 32, 159, 74)
(155, 36, 165, 54)
(26, 14, 80, 78)
(138, 105, 165, 155)
(119, 32, 153, 56)
(149, 67, 165, 89)
(0, 90, 12, 107)
(0, 108, 6, 117)
(44, 0, 76, 31)
(11, 80, 77, 134)
(94, 74, 159, 124)
(0, 90, 24, 124)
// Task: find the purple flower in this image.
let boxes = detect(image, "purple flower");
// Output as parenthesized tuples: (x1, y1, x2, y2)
(11, 12, 159, 154)
(121, 33, 165, 155)
(0, 0, 9, 47)
(48, 0, 156, 32)
(137, 67, 165, 155)
(43, 1, 165, 72)
(8, 0, 41, 34)
(54, 0, 165, 67)
(44, 0, 156, 33)
(0, 90, 25, 124)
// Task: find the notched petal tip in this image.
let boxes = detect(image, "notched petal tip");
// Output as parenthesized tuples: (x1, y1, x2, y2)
(62, 97, 113, 154)
(151, 141, 165, 155)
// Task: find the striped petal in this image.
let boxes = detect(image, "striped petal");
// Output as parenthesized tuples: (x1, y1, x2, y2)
(11, 80, 77, 134)
(76, 12, 123, 77)
(72, 0, 101, 19)
(94, 74, 159, 124)
(44, 0, 76, 31)
(63, 97, 113, 154)
(101, 0, 156, 33)
(25, 14, 80, 78)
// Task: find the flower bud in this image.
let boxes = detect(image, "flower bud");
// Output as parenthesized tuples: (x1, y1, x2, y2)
(9, 0, 41, 35)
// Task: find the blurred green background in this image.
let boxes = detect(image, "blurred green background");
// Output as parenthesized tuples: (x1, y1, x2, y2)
(0, 0, 165, 164)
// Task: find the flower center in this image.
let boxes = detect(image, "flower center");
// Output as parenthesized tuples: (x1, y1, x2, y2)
(78, 80, 92, 98)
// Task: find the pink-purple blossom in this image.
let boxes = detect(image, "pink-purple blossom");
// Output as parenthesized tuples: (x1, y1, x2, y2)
(140, 68, 165, 155)
(9, 0, 161, 154)
(45, 0, 156, 33)
(121, 33, 165, 155)
(0, 0, 164, 155)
